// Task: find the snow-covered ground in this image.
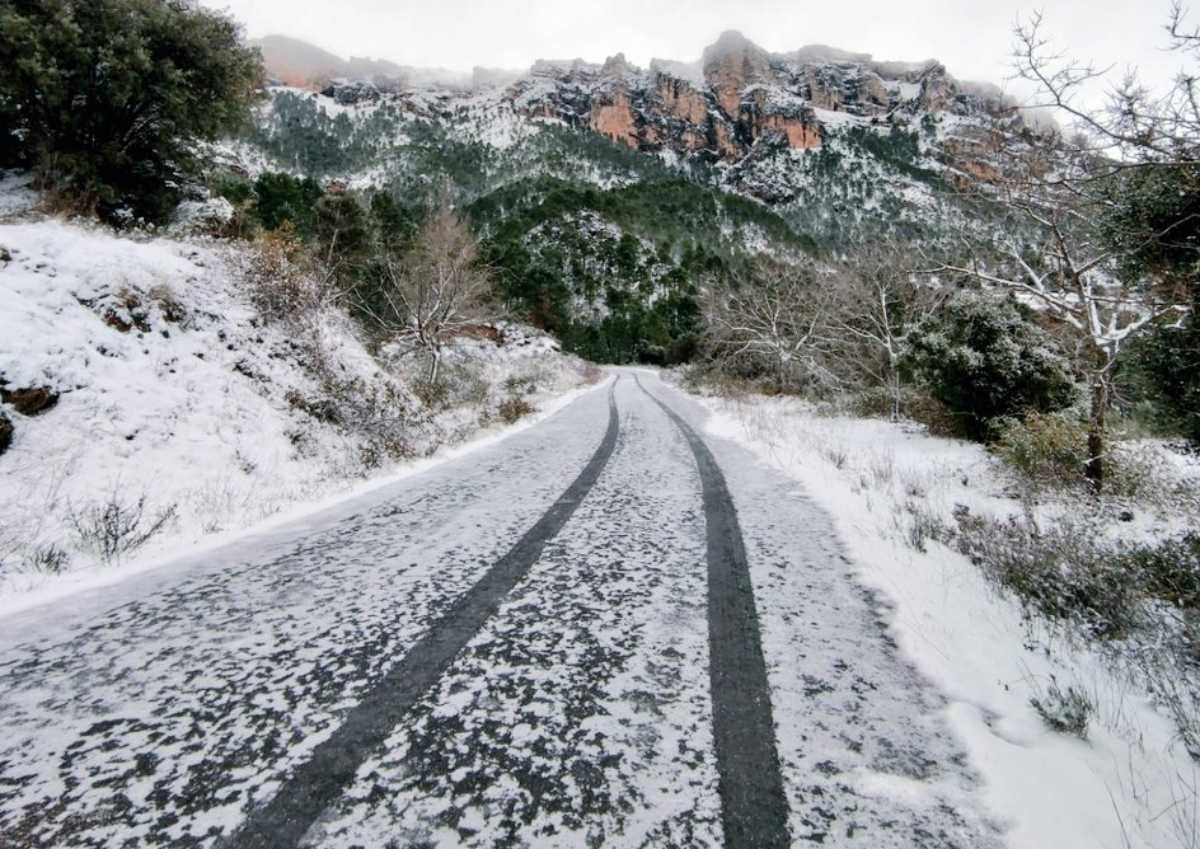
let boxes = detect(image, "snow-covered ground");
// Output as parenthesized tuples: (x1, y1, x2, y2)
(689, 389, 1200, 849)
(0, 214, 596, 612)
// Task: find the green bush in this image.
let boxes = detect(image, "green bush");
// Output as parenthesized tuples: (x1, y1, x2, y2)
(0, 0, 261, 222)
(1131, 311, 1200, 446)
(996, 412, 1166, 498)
(1127, 532, 1200, 610)
(906, 294, 1076, 441)
(950, 510, 1145, 639)
(996, 412, 1089, 489)
(254, 172, 324, 234)
(950, 511, 1199, 640)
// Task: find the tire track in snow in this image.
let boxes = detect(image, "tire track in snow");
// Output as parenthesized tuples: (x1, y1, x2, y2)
(223, 378, 622, 849)
(635, 375, 790, 849)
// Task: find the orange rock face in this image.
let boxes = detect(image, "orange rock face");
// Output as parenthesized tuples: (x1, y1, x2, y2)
(760, 114, 822, 149)
(702, 34, 771, 120)
(590, 91, 638, 148)
(679, 127, 709, 151)
(655, 76, 708, 125)
(943, 135, 1003, 184)
(712, 122, 741, 158)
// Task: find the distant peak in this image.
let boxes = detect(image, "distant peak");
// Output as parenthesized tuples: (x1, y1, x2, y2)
(713, 30, 752, 50)
(702, 30, 768, 67)
(601, 52, 635, 77)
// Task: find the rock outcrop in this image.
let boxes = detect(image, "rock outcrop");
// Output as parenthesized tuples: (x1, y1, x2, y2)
(916, 64, 958, 113)
(506, 31, 1014, 167)
(0, 386, 58, 416)
(254, 31, 1025, 210)
(589, 89, 638, 147)
(702, 30, 772, 120)
(320, 79, 382, 105)
(0, 411, 11, 456)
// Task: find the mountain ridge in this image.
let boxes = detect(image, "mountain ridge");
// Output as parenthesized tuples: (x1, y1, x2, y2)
(253, 30, 1010, 107)
(225, 28, 1036, 362)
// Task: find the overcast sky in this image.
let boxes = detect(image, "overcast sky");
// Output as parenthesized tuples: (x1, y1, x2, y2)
(201, 0, 1184, 107)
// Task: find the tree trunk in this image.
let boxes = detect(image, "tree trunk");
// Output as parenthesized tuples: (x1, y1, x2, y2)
(427, 348, 442, 385)
(888, 358, 901, 422)
(1085, 369, 1108, 493)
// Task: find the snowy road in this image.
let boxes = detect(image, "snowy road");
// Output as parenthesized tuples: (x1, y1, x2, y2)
(0, 372, 1002, 848)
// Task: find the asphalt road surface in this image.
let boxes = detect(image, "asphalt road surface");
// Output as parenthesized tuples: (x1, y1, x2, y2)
(0, 371, 1002, 849)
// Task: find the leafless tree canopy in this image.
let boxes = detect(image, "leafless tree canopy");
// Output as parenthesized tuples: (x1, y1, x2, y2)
(928, 5, 1199, 490)
(826, 244, 949, 419)
(701, 250, 945, 412)
(1013, 3, 1200, 166)
(355, 191, 498, 384)
(702, 262, 834, 392)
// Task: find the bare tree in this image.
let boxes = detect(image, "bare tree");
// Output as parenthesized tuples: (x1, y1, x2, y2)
(702, 262, 834, 392)
(355, 191, 498, 385)
(928, 132, 1189, 491)
(826, 245, 950, 420)
(1012, 5, 1200, 167)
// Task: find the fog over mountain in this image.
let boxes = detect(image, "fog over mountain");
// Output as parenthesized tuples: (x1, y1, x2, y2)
(209, 0, 1180, 112)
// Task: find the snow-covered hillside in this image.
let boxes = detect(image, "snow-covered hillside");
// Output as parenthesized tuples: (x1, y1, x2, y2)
(0, 209, 597, 608)
(232, 31, 1019, 250)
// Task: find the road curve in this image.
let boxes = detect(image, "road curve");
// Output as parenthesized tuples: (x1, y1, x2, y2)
(0, 370, 1003, 849)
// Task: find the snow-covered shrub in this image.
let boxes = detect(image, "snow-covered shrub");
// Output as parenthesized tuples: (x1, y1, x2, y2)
(1030, 676, 1094, 739)
(1129, 533, 1200, 613)
(950, 510, 1144, 639)
(680, 362, 752, 401)
(1143, 649, 1200, 760)
(313, 376, 424, 469)
(900, 500, 945, 553)
(502, 373, 539, 396)
(997, 412, 1169, 498)
(24, 544, 69, 576)
(906, 294, 1075, 441)
(169, 196, 235, 236)
(409, 376, 450, 410)
(440, 362, 491, 411)
(497, 396, 536, 424)
(898, 389, 960, 437)
(68, 491, 178, 566)
(240, 230, 330, 328)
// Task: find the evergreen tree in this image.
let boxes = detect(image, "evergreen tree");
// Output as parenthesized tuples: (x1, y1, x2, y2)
(0, 0, 262, 221)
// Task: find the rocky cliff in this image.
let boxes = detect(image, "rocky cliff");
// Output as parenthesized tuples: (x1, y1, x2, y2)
(243, 31, 1026, 231)
(267, 30, 1018, 168)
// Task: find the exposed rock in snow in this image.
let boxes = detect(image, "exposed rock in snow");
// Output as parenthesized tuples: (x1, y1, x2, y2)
(169, 196, 234, 235)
